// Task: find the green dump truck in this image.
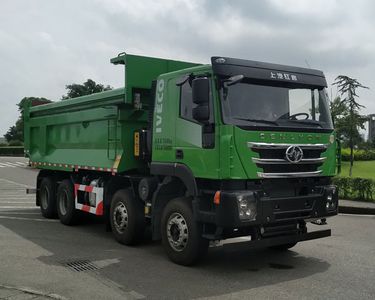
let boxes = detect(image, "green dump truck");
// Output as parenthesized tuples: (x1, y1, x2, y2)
(24, 53, 339, 265)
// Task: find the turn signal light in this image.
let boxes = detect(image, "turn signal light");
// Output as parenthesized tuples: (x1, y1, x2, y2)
(214, 191, 221, 205)
(134, 131, 140, 157)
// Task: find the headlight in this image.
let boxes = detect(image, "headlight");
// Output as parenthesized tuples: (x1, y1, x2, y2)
(236, 194, 257, 221)
(325, 186, 337, 211)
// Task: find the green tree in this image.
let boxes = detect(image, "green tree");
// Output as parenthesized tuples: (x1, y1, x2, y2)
(330, 96, 347, 125)
(62, 79, 112, 99)
(331, 96, 366, 149)
(4, 97, 51, 143)
(333, 75, 369, 176)
(4, 125, 21, 143)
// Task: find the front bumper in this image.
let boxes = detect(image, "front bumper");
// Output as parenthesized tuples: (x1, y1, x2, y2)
(222, 229, 331, 251)
(197, 185, 338, 229)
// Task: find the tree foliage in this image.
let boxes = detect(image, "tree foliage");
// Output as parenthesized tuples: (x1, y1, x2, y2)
(62, 79, 112, 99)
(4, 80, 112, 143)
(4, 125, 22, 143)
(4, 97, 51, 143)
(330, 96, 347, 125)
(330, 95, 367, 149)
(332, 75, 369, 176)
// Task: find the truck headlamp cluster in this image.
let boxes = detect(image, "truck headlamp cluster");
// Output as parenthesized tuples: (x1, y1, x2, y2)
(236, 194, 257, 221)
(325, 186, 337, 211)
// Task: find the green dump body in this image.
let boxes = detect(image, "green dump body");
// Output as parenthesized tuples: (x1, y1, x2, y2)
(24, 54, 199, 173)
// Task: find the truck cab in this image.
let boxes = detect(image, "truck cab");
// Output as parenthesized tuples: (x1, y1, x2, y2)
(148, 56, 338, 263)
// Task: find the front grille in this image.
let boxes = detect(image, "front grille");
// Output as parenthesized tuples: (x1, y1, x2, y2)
(248, 142, 328, 178)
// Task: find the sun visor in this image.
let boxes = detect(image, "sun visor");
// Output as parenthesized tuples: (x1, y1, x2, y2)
(211, 57, 327, 87)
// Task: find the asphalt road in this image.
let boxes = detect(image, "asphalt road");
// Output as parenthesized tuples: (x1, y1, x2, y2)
(0, 156, 374, 299)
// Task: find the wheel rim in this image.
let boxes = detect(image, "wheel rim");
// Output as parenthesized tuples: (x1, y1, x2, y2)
(113, 202, 128, 233)
(167, 212, 189, 252)
(40, 187, 49, 210)
(59, 190, 69, 216)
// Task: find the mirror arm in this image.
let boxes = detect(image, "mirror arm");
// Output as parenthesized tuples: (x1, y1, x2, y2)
(176, 74, 193, 86)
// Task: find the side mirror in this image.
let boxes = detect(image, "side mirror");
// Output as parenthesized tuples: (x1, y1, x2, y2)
(192, 77, 210, 122)
(192, 77, 210, 105)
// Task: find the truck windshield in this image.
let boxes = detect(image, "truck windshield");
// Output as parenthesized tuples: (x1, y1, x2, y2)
(220, 81, 333, 131)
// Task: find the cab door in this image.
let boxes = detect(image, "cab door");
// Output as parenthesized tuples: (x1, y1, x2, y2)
(174, 75, 219, 179)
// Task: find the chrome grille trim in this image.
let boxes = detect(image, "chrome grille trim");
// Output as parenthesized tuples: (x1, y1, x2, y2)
(257, 170, 322, 178)
(252, 157, 326, 165)
(248, 142, 329, 150)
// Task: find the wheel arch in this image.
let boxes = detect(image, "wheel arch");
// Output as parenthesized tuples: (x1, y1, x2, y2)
(150, 163, 198, 197)
(150, 176, 189, 241)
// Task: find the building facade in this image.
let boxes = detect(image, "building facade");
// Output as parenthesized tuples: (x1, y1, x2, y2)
(369, 114, 375, 142)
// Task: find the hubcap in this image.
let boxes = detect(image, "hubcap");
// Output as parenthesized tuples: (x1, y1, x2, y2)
(59, 190, 69, 216)
(113, 202, 128, 233)
(40, 187, 49, 210)
(167, 212, 189, 252)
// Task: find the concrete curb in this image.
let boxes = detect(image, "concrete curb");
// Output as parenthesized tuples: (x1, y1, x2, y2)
(339, 199, 375, 215)
(339, 205, 375, 215)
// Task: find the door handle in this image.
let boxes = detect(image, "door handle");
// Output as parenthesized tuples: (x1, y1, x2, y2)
(176, 149, 184, 159)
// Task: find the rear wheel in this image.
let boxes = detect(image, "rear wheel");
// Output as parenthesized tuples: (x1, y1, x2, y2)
(57, 179, 79, 225)
(161, 198, 208, 265)
(39, 177, 57, 218)
(110, 189, 145, 245)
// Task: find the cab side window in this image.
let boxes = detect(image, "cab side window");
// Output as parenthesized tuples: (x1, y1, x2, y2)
(178, 77, 215, 149)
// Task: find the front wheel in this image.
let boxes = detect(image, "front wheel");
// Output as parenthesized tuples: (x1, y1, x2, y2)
(161, 198, 208, 265)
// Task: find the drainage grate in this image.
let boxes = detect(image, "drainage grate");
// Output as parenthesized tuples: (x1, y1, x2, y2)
(64, 260, 98, 272)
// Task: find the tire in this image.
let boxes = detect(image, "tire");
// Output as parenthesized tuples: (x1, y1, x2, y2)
(161, 198, 209, 266)
(56, 179, 79, 225)
(39, 177, 57, 218)
(269, 242, 297, 251)
(110, 189, 145, 245)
